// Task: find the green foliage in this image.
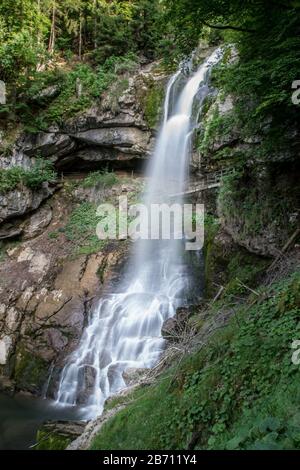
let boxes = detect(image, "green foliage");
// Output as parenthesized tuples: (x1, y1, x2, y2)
(65, 202, 107, 256)
(218, 168, 298, 245)
(0, 1, 47, 87)
(91, 0, 164, 62)
(142, 82, 165, 129)
(81, 170, 118, 189)
(224, 251, 268, 298)
(35, 431, 71, 451)
(90, 272, 300, 450)
(0, 30, 44, 87)
(0, 160, 56, 194)
(0, 166, 24, 193)
(0, 0, 165, 128)
(19, 53, 138, 130)
(48, 231, 59, 240)
(198, 107, 238, 160)
(165, 1, 300, 154)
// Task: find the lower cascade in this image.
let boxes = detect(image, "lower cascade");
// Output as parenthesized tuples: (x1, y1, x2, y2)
(55, 49, 222, 418)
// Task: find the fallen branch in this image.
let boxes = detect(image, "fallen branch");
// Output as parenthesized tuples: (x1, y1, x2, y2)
(212, 285, 224, 303)
(267, 228, 300, 273)
(203, 21, 255, 33)
(236, 278, 259, 296)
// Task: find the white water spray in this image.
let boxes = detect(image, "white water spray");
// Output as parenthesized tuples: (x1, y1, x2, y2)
(55, 49, 222, 418)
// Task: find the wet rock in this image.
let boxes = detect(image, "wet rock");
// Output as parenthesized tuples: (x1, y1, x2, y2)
(0, 335, 13, 365)
(17, 247, 51, 278)
(0, 376, 15, 395)
(5, 307, 21, 332)
(56, 146, 147, 170)
(77, 365, 97, 404)
(14, 347, 49, 393)
(122, 367, 148, 386)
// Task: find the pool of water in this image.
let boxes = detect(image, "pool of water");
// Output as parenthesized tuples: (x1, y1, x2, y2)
(0, 393, 83, 450)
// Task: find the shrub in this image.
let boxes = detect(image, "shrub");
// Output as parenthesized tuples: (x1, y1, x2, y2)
(81, 170, 118, 189)
(0, 160, 56, 194)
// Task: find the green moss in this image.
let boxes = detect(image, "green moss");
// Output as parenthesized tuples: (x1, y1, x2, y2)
(224, 250, 268, 298)
(218, 168, 299, 247)
(198, 106, 237, 160)
(14, 348, 49, 393)
(203, 215, 268, 300)
(140, 80, 165, 129)
(48, 231, 59, 239)
(35, 430, 71, 450)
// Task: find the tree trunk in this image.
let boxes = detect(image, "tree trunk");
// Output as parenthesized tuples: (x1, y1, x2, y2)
(79, 16, 83, 60)
(37, 0, 41, 44)
(94, 0, 98, 49)
(48, 2, 56, 54)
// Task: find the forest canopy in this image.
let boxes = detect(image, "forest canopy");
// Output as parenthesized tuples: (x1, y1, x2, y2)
(0, 0, 299, 143)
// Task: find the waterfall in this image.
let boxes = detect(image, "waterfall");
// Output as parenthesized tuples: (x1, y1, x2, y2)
(55, 49, 222, 418)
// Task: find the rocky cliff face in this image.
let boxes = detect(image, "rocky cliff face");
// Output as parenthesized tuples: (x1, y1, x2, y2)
(192, 63, 299, 258)
(0, 61, 167, 230)
(0, 59, 167, 396)
(1, 61, 166, 176)
(0, 178, 143, 395)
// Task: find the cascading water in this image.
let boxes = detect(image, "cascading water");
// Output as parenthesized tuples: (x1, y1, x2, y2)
(55, 48, 222, 418)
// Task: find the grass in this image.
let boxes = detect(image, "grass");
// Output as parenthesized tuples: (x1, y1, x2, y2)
(90, 271, 300, 450)
(81, 170, 118, 189)
(65, 201, 108, 256)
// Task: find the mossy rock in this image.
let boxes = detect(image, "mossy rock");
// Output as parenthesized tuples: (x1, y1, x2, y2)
(13, 346, 49, 394)
(35, 420, 86, 450)
(35, 430, 71, 450)
(203, 218, 268, 299)
(138, 77, 165, 129)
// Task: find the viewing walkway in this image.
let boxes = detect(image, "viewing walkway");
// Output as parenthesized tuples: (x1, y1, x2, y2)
(169, 168, 234, 198)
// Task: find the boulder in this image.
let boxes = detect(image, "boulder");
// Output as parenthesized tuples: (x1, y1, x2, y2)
(122, 367, 148, 386)
(0, 182, 54, 224)
(23, 205, 52, 240)
(32, 85, 60, 102)
(35, 420, 87, 450)
(76, 365, 97, 404)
